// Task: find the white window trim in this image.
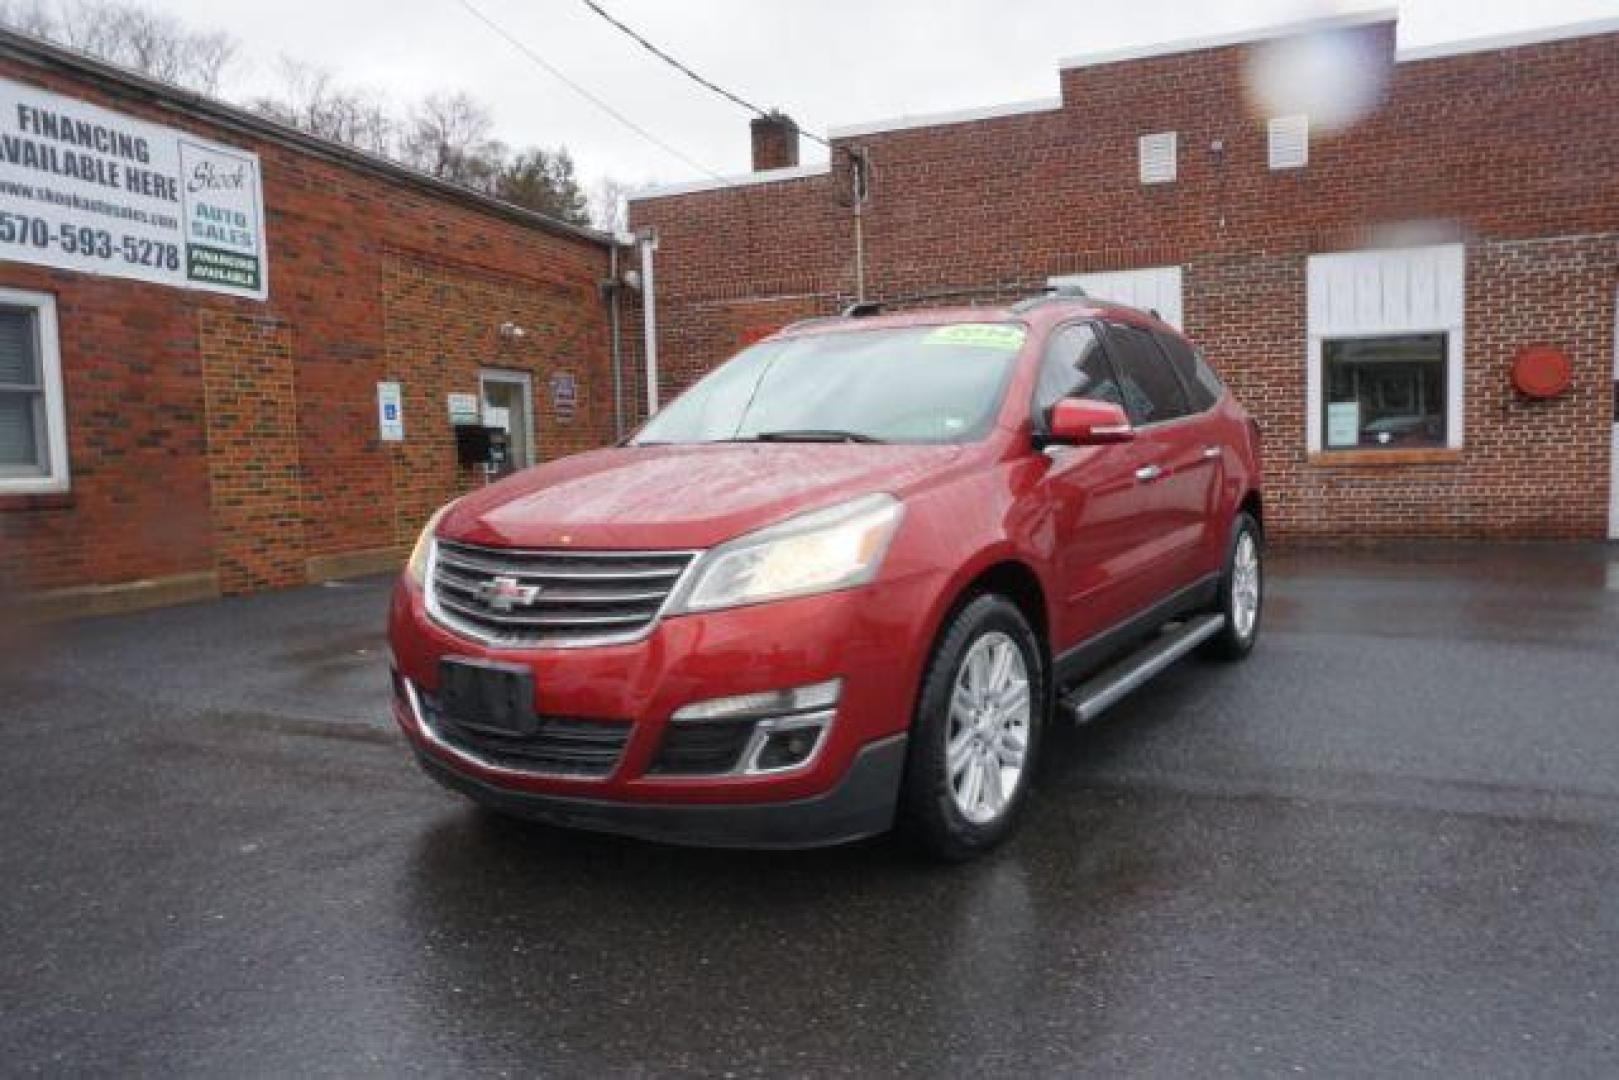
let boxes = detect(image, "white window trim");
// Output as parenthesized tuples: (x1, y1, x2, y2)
(0, 287, 69, 495)
(1305, 244, 1467, 454)
(1308, 331, 1463, 452)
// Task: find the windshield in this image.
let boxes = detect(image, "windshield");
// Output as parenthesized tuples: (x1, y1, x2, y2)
(632, 322, 1027, 446)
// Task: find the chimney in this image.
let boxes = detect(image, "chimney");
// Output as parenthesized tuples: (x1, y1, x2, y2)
(750, 112, 799, 172)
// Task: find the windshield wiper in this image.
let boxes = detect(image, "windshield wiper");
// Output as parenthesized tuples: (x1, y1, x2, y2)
(752, 429, 887, 444)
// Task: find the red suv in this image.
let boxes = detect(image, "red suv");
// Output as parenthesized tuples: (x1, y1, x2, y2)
(389, 293, 1263, 859)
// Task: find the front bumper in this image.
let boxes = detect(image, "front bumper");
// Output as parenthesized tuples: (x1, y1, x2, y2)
(388, 568, 940, 845)
(414, 733, 907, 849)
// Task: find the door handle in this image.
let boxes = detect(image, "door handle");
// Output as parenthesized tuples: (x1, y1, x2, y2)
(1202, 445, 1222, 460)
(1134, 464, 1164, 483)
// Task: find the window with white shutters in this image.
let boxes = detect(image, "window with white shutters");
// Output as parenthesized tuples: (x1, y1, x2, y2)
(0, 290, 68, 493)
(1268, 115, 1309, 169)
(1306, 244, 1467, 454)
(1138, 131, 1176, 184)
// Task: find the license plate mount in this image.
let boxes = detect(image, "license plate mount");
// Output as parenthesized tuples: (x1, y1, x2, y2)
(438, 658, 537, 736)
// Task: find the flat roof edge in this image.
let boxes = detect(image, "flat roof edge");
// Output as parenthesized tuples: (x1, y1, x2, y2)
(1058, 7, 1399, 69)
(628, 161, 831, 202)
(1394, 15, 1619, 63)
(827, 96, 1063, 140)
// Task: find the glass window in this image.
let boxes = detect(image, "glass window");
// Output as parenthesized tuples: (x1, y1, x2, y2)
(1034, 322, 1123, 415)
(1154, 331, 1221, 412)
(0, 306, 49, 480)
(1105, 323, 1190, 426)
(634, 322, 1026, 446)
(1323, 334, 1447, 449)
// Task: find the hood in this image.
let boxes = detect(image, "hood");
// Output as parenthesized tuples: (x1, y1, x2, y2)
(441, 441, 967, 550)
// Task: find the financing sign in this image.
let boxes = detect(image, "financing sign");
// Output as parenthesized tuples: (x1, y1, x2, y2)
(0, 77, 269, 300)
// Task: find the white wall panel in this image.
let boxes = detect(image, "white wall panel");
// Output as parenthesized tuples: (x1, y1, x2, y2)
(1308, 244, 1465, 336)
(1048, 266, 1184, 330)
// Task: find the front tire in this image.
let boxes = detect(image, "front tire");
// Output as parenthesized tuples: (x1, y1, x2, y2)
(899, 594, 1045, 861)
(1204, 511, 1262, 661)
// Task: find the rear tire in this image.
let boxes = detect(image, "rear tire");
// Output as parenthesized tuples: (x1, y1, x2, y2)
(1203, 511, 1262, 662)
(899, 594, 1045, 861)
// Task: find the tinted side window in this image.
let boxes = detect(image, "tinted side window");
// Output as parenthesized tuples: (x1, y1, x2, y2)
(1034, 323, 1123, 414)
(1106, 323, 1190, 425)
(1155, 331, 1221, 412)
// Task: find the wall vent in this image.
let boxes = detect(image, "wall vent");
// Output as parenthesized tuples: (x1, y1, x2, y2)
(1268, 115, 1309, 169)
(1138, 131, 1177, 184)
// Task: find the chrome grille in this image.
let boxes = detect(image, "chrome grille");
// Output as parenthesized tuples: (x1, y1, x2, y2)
(429, 539, 697, 648)
(417, 689, 631, 777)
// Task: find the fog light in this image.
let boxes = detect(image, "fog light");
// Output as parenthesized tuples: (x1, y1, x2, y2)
(664, 680, 840, 775)
(751, 719, 826, 771)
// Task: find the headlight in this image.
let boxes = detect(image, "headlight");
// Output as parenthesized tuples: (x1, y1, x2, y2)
(405, 502, 456, 587)
(671, 494, 903, 614)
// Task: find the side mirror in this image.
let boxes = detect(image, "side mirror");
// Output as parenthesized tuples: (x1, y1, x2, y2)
(1046, 398, 1134, 446)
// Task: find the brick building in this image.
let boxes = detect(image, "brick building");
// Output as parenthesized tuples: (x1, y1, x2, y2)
(0, 29, 636, 613)
(629, 11, 1619, 541)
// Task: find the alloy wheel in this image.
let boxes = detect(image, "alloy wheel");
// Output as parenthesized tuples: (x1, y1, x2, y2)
(1231, 531, 1261, 641)
(946, 631, 1031, 825)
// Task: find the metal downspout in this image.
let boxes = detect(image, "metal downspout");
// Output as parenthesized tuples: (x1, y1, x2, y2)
(608, 240, 624, 440)
(639, 229, 660, 415)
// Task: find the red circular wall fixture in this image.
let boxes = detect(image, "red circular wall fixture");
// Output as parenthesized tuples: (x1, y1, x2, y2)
(1511, 345, 1573, 399)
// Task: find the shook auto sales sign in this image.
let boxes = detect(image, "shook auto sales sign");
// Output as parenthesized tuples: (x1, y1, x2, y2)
(0, 77, 268, 300)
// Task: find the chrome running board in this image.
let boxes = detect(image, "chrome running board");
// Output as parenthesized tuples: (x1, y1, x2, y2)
(1059, 613, 1225, 724)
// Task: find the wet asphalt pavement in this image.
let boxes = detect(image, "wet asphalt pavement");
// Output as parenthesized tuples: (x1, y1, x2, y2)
(3, 545, 1619, 1077)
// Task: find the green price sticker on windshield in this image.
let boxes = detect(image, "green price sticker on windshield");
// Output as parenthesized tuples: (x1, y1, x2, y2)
(923, 323, 1027, 351)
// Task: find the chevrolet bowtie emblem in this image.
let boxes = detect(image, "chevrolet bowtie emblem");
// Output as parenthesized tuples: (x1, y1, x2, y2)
(476, 575, 542, 612)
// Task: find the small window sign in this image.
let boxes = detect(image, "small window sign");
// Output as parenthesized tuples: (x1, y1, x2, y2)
(550, 371, 578, 422)
(1326, 400, 1360, 447)
(447, 392, 480, 425)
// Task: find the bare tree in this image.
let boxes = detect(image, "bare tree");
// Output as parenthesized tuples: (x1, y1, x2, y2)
(0, 0, 57, 38)
(8, 0, 238, 94)
(400, 91, 507, 186)
(249, 58, 395, 158)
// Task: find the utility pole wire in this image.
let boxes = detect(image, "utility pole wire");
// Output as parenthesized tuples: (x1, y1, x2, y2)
(452, 0, 735, 186)
(578, 0, 832, 150)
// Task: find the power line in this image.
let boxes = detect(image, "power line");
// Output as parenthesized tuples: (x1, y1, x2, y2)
(451, 0, 734, 185)
(577, 0, 832, 150)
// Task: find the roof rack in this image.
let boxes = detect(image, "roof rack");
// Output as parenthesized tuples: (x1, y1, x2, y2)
(779, 302, 877, 334)
(782, 282, 1088, 333)
(1008, 284, 1089, 314)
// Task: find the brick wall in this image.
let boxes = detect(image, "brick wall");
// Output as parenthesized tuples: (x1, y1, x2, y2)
(631, 21, 1619, 540)
(0, 271, 214, 592)
(381, 252, 617, 551)
(0, 48, 620, 598)
(199, 312, 304, 593)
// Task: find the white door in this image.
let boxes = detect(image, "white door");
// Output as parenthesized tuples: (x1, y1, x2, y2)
(1048, 266, 1183, 329)
(479, 370, 536, 472)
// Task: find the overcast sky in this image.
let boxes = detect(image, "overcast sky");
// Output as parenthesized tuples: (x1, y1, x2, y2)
(140, 0, 1618, 192)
